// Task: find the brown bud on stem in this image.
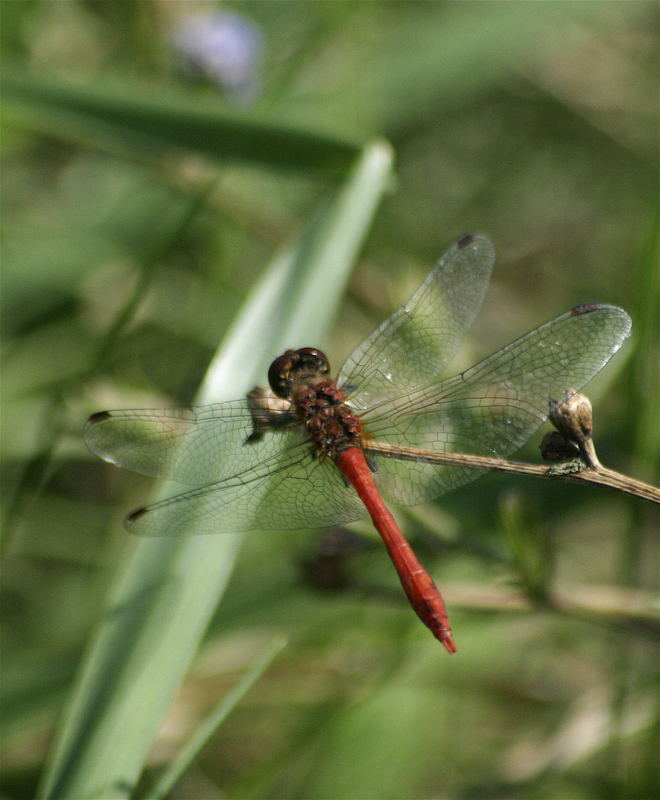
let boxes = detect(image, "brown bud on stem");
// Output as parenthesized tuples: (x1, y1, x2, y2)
(546, 388, 600, 468)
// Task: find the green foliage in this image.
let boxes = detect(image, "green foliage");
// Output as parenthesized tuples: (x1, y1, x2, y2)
(2, 67, 360, 174)
(2, 2, 657, 800)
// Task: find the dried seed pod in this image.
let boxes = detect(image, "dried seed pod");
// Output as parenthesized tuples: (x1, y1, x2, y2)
(547, 388, 600, 468)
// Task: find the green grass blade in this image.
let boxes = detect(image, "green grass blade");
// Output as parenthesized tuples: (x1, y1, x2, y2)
(37, 140, 394, 800)
(1, 67, 360, 174)
(628, 203, 659, 477)
(145, 636, 287, 800)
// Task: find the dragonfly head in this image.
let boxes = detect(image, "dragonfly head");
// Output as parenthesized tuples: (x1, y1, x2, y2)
(268, 347, 331, 398)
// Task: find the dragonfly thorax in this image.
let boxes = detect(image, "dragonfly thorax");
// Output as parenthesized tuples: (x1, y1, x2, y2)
(292, 381, 362, 458)
(245, 349, 348, 446)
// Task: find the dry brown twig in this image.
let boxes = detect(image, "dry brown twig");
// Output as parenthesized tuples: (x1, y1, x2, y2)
(364, 390, 659, 506)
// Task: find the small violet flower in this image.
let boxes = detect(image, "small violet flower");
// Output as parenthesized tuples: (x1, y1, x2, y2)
(171, 11, 263, 102)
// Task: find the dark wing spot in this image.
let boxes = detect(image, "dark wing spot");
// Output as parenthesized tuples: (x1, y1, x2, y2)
(88, 410, 112, 424)
(127, 506, 148, 524)
(457, 233, 477, 248)
(571, 303, 602, 316)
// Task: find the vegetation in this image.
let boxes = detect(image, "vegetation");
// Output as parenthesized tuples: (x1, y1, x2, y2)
(2, 2, 657, 799)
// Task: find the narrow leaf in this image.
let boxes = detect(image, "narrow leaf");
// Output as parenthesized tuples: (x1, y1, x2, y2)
(37, 140, 394, 800)
(145, 637, 287, 800)
(2, 67, 360, 174)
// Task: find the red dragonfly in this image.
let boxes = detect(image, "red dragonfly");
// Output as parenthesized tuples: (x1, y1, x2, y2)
(85, 234, 631, 653)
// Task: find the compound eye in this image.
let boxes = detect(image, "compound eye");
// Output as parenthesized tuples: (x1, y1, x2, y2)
(296, 347, 330, 375)
(268, 350, 297, 398)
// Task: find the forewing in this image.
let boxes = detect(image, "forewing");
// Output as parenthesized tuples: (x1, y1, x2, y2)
(84, 400, 296, 486)
(126, 441, 367, 536)
(337, 233, 495, 409)
(363, 304, 632, 506)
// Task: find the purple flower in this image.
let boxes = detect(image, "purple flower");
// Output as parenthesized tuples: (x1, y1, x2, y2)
(171, 11, 263, 102)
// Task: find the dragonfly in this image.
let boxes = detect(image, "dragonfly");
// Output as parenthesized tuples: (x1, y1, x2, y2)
(85, 233, 632, 653)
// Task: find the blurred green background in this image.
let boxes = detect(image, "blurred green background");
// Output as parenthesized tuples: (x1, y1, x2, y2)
(1, 1, 658, 799)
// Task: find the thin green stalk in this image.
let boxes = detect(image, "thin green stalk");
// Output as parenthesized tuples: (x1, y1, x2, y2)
(144, 637, 287, 800)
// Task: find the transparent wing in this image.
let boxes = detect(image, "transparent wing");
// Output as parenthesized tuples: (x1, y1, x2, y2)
(125, 439, 367, 536)
(85, 403, 369, 534)
(84, 400, 295, 486)
(337, 233, 495, 409)
(362, 304, 632, 506)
